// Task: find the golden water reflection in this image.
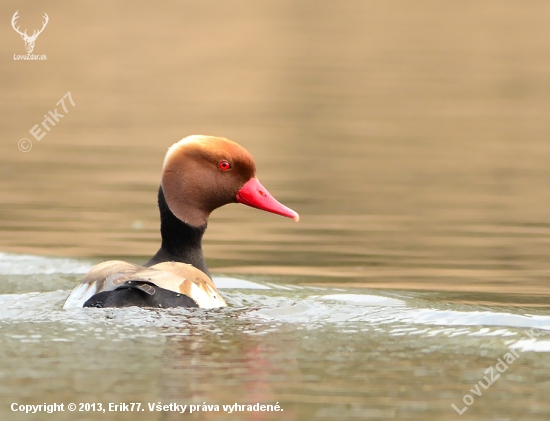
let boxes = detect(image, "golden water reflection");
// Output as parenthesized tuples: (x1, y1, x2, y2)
(2, 1, 550, 299)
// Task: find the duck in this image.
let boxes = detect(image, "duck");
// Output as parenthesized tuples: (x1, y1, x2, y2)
(63, 135, 299, 310)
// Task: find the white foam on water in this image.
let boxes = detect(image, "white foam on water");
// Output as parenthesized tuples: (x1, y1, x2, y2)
(510, 339, 550, 352)
(212, 277, 271, 289)
(319, 294, 405, 306)
(1, 253, 550, 351)
(0, 252, 93, 275)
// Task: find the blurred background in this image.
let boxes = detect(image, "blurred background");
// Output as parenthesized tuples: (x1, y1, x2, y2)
(2, 0, 550, 296)
(4, 3, 550, 421)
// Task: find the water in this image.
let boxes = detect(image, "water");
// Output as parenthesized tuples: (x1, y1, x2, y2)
(2, 1, 550, 420)
(1, 253, 550, 420)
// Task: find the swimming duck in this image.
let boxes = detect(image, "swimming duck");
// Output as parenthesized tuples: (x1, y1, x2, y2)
(63, 135, 299, 309)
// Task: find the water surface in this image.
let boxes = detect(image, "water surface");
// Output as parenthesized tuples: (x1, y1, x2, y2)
(2, 1, 550, 420)
(1, 253, 550, 420)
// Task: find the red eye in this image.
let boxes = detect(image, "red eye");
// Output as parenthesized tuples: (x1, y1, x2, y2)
(218, 160, 231, 171)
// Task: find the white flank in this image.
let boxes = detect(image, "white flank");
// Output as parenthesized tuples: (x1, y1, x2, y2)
(188, 282, 227, 309)
(63, 283, 98, 309)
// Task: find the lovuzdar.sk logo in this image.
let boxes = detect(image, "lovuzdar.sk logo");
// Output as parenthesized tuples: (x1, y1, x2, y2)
(11, 11, 48, 60)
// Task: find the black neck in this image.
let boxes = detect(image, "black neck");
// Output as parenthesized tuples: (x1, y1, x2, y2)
(145, 186, 210, 276)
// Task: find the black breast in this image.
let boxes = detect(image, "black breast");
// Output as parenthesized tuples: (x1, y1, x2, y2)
(83, 285, 199, 308)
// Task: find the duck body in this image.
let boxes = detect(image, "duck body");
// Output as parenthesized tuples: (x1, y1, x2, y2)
(63, 136, 298, 310)
(64, 260, 225, 309)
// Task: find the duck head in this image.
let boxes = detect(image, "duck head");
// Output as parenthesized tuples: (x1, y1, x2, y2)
(161, 135, 299, 227)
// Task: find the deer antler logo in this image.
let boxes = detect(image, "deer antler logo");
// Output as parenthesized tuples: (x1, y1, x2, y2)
(11, 11, 49, 54)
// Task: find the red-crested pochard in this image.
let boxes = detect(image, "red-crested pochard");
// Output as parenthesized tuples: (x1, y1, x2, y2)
(63, 135, 299, 309)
